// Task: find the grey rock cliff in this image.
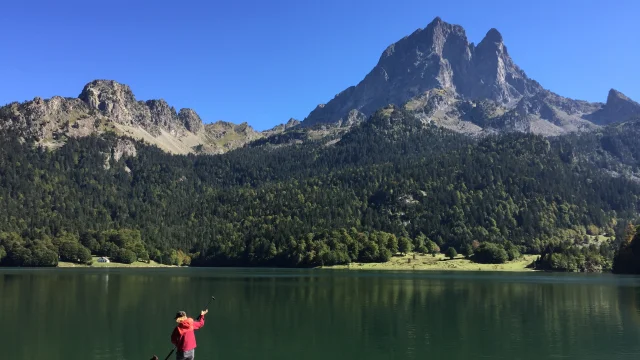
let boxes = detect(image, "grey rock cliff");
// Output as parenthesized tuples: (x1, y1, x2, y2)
(146, 99, 181, 136)
(303, 17, 542, 127)
(0, 95, 102, 141)
(302, 17, 639, 135)
(467, 28, 541, 103)
(78, 80, 195, 136)
(178, 108, 204, 133)
(0, 79, 258, 154)
(79, 80, 145, 125)
(586, 89, 640, 125)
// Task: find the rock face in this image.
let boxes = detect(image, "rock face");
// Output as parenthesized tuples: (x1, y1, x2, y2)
(112, 138, 138, 162)
(79, 80, 141, 125)
(586, 89, 640, 125)
(302, 17, 639, 135)
(0, 96, 94, 141)
(102, 138, 138, 170)
(178, 108, 204, 133)
(145, 99, 181, 136)
(340, 110, 366, 127)
(468, 28, 541, 103)
(0, 79, 257, 154)
(77, 80, 201, 137)
(2, 18, 638, 151)
(302, 18, 538, 127)
(264, 118, 302, 136)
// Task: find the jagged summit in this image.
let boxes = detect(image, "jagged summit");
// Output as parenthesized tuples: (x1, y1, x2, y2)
(284, 118, 301, 129)
(77, 79, 205, 134)
(585, 88, 640, 125)
(2, 20, 640, 152)
(608, 88, 633, 103)
(80, 80, 135, 102)
(0, 79, 261, 154)
(76, 79, 204, 138)
(302, 17, 540, 127)
(482, 28, 503, 44)
(301, 17, 639, 134)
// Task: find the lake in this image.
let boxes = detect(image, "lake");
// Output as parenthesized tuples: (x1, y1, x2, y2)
(1, 269, 640, 360)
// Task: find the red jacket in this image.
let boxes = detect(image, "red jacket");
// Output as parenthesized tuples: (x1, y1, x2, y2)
(171, 316, 205, 352)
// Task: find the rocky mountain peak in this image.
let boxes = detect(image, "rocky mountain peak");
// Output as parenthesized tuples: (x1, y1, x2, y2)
(178, 108, 203, 133)
(146, 99, 174, 113)
(146, 99, 181, 134)
(303, 17, 542, 127)
(286, 118, 301, 128)
(470, 27, 539, 104)
(0, 79, 262, 155)
(608, 89, 633, 104)
(482, 28, 503, 44)
(300, 17, 640, 135)
(586, 89, 640, 125)
(74, 79, 211, 138)
(423, 16, 467, 57)
(79, 80, 140, 124)
(79, 80, 135, 101)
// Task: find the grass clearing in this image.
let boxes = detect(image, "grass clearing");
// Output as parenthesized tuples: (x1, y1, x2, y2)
(58, 256, 175, 268)
(323, 253, 538, 272)
(58, 254, 538, 271)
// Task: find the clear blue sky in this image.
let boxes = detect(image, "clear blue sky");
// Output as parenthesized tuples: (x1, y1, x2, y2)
(1, 0, 637, 130)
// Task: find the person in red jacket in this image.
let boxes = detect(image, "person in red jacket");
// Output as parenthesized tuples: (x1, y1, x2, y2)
(171, 309, 208, 360)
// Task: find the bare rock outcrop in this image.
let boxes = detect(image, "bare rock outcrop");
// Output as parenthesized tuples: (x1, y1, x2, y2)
(179, 108, 204, 133)
(0, 79, 257, 154)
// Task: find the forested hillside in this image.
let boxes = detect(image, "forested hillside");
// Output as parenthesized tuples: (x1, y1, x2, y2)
(1, 106, 639, 269)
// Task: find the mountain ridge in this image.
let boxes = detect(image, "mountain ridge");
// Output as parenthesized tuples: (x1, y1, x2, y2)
(1, 17, 639, 153)
(301, 17, 639, 136)
(0, 79, 296, 154)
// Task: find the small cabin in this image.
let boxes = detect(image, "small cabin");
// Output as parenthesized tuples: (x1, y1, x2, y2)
(97, 257, 110, 263)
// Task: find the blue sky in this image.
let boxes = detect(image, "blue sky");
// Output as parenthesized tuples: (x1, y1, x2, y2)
(1, 0, 637, 130)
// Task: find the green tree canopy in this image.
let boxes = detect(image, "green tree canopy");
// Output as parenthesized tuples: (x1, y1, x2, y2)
(446, 247, 458, 260)
(473, 243, 508, 264)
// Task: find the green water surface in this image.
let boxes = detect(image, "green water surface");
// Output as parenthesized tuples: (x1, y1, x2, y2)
(1, 268, 640, 359)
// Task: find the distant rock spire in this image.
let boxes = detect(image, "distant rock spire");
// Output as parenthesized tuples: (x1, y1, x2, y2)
(586, 89, 640, 125)
(482, 28, 503, 44)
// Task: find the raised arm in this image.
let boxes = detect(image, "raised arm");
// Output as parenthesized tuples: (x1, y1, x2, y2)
(193, 310, 208, 330)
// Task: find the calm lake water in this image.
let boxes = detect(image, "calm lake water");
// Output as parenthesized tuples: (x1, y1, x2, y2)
(1, 269, 640, 360)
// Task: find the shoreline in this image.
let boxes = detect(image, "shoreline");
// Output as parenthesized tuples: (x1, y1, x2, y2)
(55, 254, 538, 272)
(322, 253, 538, 272)
(57, 256, 176, 268)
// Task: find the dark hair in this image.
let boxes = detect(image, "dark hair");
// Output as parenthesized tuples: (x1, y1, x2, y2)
(175, 311, 186, 319)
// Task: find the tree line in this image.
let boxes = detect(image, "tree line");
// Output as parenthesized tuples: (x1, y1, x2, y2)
(1, 106, 640, 270)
